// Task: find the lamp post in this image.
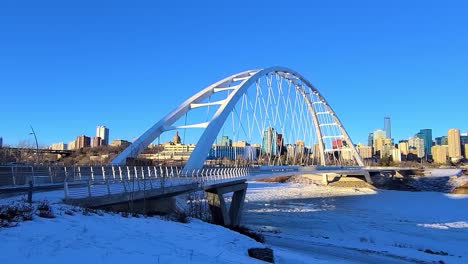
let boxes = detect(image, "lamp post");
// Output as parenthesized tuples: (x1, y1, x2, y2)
(29, 125, 39, 165)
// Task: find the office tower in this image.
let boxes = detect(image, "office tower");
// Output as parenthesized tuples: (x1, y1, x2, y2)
(218, 135, 232, 147)
(417, 129, 432, 156)
(0, 137, 2, 148)
(408, 136, 425, 158)
(96, 125, 109, 145)
(398, 140, 409, 155)
(367, 132, 374, 147)
(460, 134, 468, 157)
(384, 116, 391, 139)
(372, 129, 386, 154)
(448, 128, 461, 158)
(261, 127, 277, 155)
(431, 145, 448, 164)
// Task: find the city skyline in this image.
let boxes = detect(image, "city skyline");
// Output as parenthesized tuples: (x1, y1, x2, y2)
(1, 1, 467, 146)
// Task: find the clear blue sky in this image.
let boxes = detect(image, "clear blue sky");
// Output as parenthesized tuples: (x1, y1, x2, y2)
(1, 0, 467, 147)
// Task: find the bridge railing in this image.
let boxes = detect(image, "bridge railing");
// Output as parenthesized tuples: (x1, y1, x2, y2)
(0, 165, 258, 200)
(0, 164, 307, 201)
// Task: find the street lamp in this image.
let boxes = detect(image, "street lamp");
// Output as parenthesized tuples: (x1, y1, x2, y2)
(29, 125, 39, 165)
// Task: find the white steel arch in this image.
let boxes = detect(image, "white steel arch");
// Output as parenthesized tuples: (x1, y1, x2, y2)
(111, 67, 364, 169)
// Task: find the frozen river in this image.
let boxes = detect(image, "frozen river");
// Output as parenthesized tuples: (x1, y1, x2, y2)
(241, 181, 468, 264)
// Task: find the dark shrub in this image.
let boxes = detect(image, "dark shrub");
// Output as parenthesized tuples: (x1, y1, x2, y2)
(36, 200, 55, 218)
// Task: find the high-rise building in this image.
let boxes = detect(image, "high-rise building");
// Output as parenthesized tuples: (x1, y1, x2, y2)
(91, 136, 103, 148)
(384, 116, 391, 139)
(398, 140, 409, 155)
(448, 128, 461, 159)
(431, 145, 448, 164)
(465, 144, 468, 159)
(460, 134, 468, 157)
(261, 127, 277, 155)
(218, 135, 232, 147)
(372, 129, 386, 155)
(391, 148, 401, 162)
(435, 136, 448, 145)
(96, 125, 109, 145)
(0, 137, 2, 148)
(76, 135, 91, 149)
(367, 132, 374, 148)
(416, 129, 432, 157)
(408, 136, 425, 158)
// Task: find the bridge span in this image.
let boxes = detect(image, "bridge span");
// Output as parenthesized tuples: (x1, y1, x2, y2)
(0, 164, 423, 226)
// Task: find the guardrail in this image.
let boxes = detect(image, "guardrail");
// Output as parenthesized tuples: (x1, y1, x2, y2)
(0, 165, 256, 200)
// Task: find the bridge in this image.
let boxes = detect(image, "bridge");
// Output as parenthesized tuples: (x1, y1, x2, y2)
(0, 67, 397, 226)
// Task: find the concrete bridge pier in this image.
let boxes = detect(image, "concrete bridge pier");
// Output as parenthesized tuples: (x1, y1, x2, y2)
(204, 180, 247, 227)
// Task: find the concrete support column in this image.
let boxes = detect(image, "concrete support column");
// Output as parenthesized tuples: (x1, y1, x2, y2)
(205, 180, 247, 227)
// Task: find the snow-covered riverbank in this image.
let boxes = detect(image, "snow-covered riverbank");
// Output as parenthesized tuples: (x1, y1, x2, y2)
(243, 181, 468, 263)
(1, 180, 467, 263)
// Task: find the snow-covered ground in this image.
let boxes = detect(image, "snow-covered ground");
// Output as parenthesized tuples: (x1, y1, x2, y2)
(0, 198, 264, 264)
(242, 181, 468, 263)
(1, 177, 467, 263)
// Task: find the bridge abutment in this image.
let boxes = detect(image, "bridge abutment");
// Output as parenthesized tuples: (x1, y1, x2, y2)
(204, 180, 247, 227)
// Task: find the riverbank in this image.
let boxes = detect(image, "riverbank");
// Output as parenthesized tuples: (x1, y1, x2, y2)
(242, 181, 468, 263)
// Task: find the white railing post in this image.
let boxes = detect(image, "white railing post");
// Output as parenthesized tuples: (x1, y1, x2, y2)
(90, 166, 95, 181)
(112, 166, 116, 181)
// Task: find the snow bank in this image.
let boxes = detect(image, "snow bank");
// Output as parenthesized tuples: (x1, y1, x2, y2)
(0, 197, 265, 264)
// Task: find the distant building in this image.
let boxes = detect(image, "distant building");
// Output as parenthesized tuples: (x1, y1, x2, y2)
(75, 135, 91, 149)
(50, 142, 67, 150)
(435, 136, 448, 145)
(367, 132, 374, 149)
(460, 135, 468, 157)
(68, 140, 76, 150)
(91, 136, 103, 148)
(261, 127, 277, 155)
(448, 128, 461, 159)
(232, 141, 249, 147)
(432, 145, 448, 164)
(217, 135, 232, 147)
(96, 125, 109, 145)
(110, 139, 131, 148)
(208, 146, 257, 161)
(417, 129, 432, 157)
(374, 137, 392, 156)
(408, 136, 424, 158)
(384, 116, 391, 139)
(356, 144, 372, 159)
(173, 131, 182, 144)
(0, 137, 2, 148)
(391, 148, 401, 162)
(372, 129, 386, 155)
(332, 139, 343, 149)
(398, 140, 409, 155)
